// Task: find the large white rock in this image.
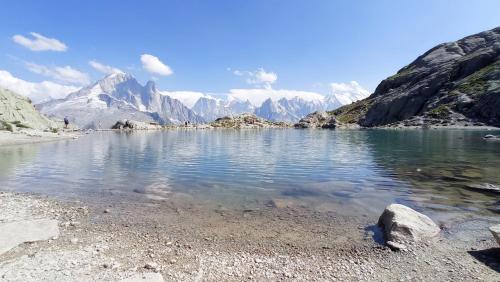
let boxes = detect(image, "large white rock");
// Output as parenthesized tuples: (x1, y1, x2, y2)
(489, 224, 500, 246)
(120, 272, 164, 282)
(0, 219, 59, 255)
(378, 204, 440, 245)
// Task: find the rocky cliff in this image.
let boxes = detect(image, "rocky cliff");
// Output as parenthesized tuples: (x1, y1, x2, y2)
(0, 87, 58, 131)
(333, 27, 500, 127)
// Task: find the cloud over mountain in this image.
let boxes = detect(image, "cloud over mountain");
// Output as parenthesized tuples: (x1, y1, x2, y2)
(0, 70, 79, 103)
(12, 32, 67, 52)
(233, 68, 278, 87)
(89, 60, 123, 75)
(141, 54, 173, 76)
(26, 62, 90, 85)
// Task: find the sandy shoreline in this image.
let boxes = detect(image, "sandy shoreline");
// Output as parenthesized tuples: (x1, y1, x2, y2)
(0, 191, 498, 281)
(0, 130, 82, 147)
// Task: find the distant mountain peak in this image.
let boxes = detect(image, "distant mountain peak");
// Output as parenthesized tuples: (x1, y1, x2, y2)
(37, 73, 204, 129)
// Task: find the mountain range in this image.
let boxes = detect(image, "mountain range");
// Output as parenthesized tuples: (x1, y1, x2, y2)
(36, 73, 367, 129)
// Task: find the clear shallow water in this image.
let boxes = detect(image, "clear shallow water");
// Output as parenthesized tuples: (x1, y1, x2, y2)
(0, 129, 499, 220)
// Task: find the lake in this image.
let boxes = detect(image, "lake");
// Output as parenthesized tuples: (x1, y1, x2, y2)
(1, 129, 499, 222)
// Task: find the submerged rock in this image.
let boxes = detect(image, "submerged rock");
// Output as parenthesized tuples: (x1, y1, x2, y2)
(0, 219, 59, 255)
(483, 134, 500, 140)
(378, 204, 440, 248)
(489, 224, 500, 246)
(465, 183, 500, 194)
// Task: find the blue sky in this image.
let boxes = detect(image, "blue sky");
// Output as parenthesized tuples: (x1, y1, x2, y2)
(0, 0, 499, 102)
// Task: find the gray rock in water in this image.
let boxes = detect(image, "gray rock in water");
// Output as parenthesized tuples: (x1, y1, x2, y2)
(490, 224, 500, 246)
(378, 204, 440, 247)
(483, 134, 500, 140)
(465, 183, 500, 194)
(0, 219, 59, 255)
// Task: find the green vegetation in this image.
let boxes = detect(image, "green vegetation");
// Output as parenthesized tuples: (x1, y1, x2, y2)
(11, 120, 31, 129)
(386, 65, 416, 81)
(456, 62, 496, 96)
(0, 121, 14, 132)
(51, 128, 59, 133)
(428, 105, 450, 119)
(329, 99, 372, 124)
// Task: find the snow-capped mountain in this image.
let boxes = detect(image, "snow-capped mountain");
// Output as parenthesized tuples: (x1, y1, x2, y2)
(192, 97, 231, 121)
(36, 73, 369, 127)
(36, 73, 204, 129)
(185, 86, 369, 123)
(254, 98, 295, 122)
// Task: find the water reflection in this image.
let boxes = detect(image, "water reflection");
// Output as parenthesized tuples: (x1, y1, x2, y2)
(0, 129, 498, 219)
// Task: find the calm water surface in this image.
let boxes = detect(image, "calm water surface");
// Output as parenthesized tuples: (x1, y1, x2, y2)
(1, 129, 499, 220)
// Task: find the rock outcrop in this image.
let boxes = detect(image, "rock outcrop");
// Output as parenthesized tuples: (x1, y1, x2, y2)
(378, 204, 440, 250)
(333, 26, 500, 127)
(111, 120, 162, 130)
(210, 113, 290, 129)
(294, 111, 338, 129)
(0, 87, 59, 131)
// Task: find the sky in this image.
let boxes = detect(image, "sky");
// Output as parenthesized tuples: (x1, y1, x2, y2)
(0, 0, 499, 103)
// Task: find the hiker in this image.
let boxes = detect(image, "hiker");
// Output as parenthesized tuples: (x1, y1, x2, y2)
(64, 116, 69, 129)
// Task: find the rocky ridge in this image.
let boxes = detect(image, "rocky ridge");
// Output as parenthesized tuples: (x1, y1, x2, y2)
(0, 87, 59, 131)
(332, 26, 500, 128)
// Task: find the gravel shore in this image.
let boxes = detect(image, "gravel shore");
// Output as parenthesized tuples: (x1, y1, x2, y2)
(0, 130, 81, 147)
(0, 191, 498, 281)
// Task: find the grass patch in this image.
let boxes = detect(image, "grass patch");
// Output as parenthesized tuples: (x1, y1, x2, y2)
(386, 65, 416, 81)
(456, 63, 496, 96)
(330, 100, 372, 124)
(427, 105, 450, 119)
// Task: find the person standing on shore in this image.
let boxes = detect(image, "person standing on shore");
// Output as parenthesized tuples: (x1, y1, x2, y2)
(64, 116, 69, 129)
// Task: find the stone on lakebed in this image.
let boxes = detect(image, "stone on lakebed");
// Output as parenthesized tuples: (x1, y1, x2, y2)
(378, 204, 440, 249)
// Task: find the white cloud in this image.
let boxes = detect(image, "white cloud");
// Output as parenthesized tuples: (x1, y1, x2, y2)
(233, 68, 277, 87)
(12, 32, 67, 52)
(141, 54, 173, 76)
(0, 70, 79, 103)
(228, 88, 325, 107)
(26, 62, 90, 85)
(160, 91, 214, 108)
(329, 81, 370, 105)
(233, 70, 244, 76)
(253, 68, 277, 85)
(89, 60, 123, 75)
